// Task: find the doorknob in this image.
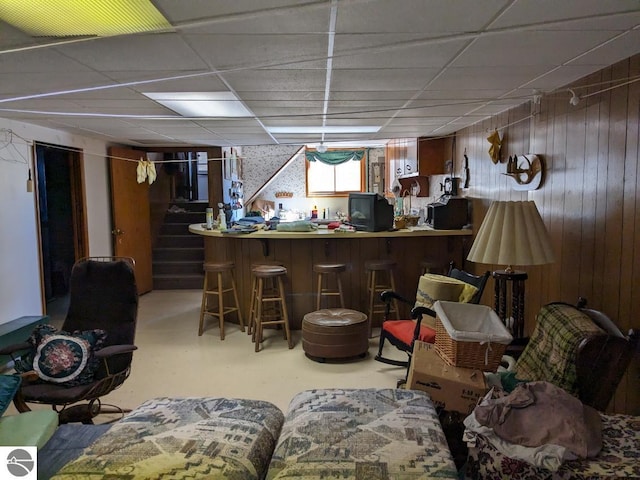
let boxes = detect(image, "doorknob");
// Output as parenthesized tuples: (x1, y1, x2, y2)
(112, 228, 124, 236)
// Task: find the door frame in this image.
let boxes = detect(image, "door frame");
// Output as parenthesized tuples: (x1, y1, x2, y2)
(33, 142, 89, 314)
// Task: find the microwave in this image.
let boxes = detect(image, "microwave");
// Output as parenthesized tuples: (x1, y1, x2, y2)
(426, 196, 468, 230)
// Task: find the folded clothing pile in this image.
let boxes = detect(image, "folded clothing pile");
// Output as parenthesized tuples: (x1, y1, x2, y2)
(276, 220, 318, 232)
(464, 381, 602, 472)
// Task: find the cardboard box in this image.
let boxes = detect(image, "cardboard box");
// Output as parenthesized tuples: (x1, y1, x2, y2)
(407, 341, 488, 414)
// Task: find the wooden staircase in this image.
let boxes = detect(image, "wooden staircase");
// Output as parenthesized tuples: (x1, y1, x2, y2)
(152, 201, 207, 290)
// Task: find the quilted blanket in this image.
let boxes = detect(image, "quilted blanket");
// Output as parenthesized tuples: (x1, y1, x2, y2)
(267, 388, 458, 479)
(51, 397, 284, 480)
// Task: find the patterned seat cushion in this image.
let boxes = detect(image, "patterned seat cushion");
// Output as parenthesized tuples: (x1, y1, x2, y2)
(52, 397, 285, 480)
(465, 413, 640, 479)
(267, 388, 458, 480)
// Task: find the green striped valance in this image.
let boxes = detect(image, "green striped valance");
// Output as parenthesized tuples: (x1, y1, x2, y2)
(305, 149, 365, 165)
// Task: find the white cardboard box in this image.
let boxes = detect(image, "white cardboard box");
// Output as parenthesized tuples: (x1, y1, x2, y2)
(407, 341, 488, 414)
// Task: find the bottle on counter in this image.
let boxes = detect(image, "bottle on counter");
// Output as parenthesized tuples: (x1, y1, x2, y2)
(311, 205, 318, 219)
(206, 207, 214, 229)
(217, 205, 227, 230)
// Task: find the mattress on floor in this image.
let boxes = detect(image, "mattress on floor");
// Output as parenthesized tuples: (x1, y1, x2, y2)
(266, 388, 458, 480)
(465, 412, 640, 479)
(51, 397, 285, 480)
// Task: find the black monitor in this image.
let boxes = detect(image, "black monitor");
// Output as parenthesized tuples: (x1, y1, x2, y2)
(348, 192, 394, 232)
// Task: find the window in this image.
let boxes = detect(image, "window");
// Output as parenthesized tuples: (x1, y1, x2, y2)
(305, 149, 366, 196)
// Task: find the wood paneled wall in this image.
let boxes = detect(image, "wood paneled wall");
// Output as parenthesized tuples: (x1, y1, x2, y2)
(455, 54, 640, 414)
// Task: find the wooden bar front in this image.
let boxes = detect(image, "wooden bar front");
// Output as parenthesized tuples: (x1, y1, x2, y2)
(189, 225, 472, 329)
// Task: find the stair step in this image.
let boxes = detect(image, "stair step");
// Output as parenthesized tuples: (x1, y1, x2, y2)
(169, 201, 210, 212)
(153, 260, 204, 275)
(161, 223, 194, 235)
(155, 234, 204, 249)
(153, 247, 204, 262)
(164, 211, 206, 224)
(153, 274, 204, 290)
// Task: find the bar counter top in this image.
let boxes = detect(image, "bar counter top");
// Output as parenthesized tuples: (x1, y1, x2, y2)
(189, 223, 472, 239)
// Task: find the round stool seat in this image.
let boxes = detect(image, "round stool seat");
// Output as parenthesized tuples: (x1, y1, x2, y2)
(252, 265, 287, 278)
(204, 261, 235, 272)
(302, 308, 368, 361)
(365, 259, 396, 271)
(313, 263, 347, 274)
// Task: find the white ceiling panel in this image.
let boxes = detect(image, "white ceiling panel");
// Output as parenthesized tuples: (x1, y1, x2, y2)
(0, 0, 637, 146)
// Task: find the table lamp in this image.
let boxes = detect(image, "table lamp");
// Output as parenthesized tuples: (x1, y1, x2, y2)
(466, 200, 555, 339)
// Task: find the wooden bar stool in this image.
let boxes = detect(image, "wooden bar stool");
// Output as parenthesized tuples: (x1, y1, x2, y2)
(199, 261, 244, 339)
(248, 261, 284, 336)
(250, 265, 293, 352)
(313, 263, 346, 309)
(365, 259, 399, 337)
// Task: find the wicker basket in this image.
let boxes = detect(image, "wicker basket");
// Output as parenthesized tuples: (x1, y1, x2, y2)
(433, 301, 512, 372)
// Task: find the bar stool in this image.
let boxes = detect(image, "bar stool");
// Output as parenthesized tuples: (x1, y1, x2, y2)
(313, 263, 346, 309)
(248, 261, 284, 336)
(365, 259, 399, 337)
(199, 261, 244, 339)
(250, 265, 293, 352)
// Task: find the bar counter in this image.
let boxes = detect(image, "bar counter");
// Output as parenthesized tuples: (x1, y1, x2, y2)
(189, 223, 472, 329)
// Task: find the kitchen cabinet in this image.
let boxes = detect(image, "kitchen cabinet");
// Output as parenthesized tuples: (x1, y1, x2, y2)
(385, 137, 446, 197)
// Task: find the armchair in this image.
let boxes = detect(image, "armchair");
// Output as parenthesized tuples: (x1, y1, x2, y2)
(374, 262, 489, 368)
(464, 299, 639, 478)
(0, 257, 138, 423)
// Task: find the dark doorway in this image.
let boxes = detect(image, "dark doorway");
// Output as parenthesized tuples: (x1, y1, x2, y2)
(35, 143, 87, 307)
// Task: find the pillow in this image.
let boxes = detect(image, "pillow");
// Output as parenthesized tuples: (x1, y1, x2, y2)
(14, 324, 107, 387)
(415, 273, 466, 310)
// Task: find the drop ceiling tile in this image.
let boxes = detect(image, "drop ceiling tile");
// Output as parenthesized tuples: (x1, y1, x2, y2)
(336, 0, 511, 33)
(333, 38, 470, 69)
(331, 68, 441, 91)
(156, 0, 330, 33)
(452, 30, 620, 67)
(55, 33, 210, 71)
(490, 0, 640, 29)
(223, 70, 326, 91)
(185, 34, 326, 70)
(428, 65, 550, 90)
(521, 65, 609, 90)
(568, 30, 640, 66)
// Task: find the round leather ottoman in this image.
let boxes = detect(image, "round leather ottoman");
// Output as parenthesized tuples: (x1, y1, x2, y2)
(302, 308, 369, 362)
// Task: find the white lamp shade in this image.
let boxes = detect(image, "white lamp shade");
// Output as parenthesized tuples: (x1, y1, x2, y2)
(467, 201, 555, 267)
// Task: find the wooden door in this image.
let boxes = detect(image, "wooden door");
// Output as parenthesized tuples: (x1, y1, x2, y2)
(108, 147, 153, 294)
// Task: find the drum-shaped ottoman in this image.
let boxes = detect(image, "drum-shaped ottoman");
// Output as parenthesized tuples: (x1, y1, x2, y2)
(302, 308, 369, 361)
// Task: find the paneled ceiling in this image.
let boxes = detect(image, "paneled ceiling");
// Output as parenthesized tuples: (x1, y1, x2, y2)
(1, 0, 639, 148)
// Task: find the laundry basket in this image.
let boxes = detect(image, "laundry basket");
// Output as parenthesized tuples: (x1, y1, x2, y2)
(433, 301, 512, 371)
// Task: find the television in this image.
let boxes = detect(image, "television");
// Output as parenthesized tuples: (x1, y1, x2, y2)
(348, 192, 394, 232)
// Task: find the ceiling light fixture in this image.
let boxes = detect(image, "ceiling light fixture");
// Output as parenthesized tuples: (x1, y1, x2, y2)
(0, 0, 171, 37)
(143, 92, 253, 117)
(317, 142, 328, 153)
(568, 89, 580, 106)
(267, 126, 381, 134)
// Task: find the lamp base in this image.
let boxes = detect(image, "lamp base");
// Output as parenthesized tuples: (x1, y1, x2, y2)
(492, 270, 528, 339)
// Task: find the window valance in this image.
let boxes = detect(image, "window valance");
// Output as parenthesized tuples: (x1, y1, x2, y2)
(305, 149, 365, 165)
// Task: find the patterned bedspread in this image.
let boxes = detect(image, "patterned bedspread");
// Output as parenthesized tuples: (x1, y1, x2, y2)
(267, 388, 458, 479)
(51, 397, 285, 480)
(465, 413, 640, 479)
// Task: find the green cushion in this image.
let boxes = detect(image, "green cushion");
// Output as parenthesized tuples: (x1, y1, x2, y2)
(0, 410, 58, 448)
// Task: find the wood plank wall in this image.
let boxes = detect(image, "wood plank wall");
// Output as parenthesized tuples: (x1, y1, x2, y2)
(455, 54, 640, 414)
